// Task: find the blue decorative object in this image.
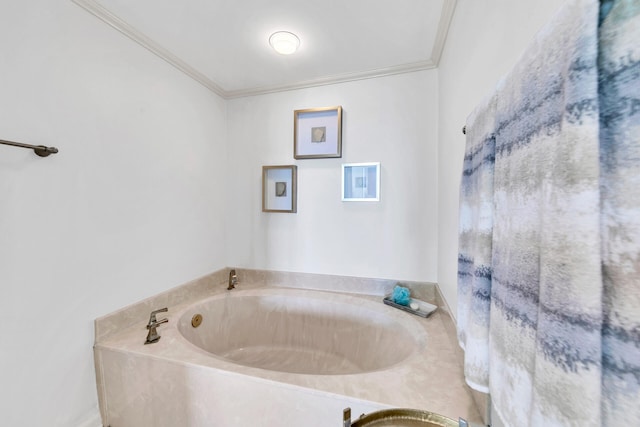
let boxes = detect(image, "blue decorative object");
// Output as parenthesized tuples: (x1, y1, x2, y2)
(392, 285, 411, 306)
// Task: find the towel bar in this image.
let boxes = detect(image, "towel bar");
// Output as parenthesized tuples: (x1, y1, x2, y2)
(0, 138, 59, 157)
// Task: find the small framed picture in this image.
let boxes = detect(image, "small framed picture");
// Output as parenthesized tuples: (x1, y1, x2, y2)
(342, 162, 380, 202)
(294, 106, 342, 159)
(262, 165, 297, 213)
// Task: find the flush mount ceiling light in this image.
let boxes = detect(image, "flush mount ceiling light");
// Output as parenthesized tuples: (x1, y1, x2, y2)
(269, 31, 300, 55)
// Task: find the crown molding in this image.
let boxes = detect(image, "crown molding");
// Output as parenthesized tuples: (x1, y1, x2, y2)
(72, 0, 455, 99)
(431, 0, 457, 66)
(224, 60, 437, 99)
(71, 0, 226, 97)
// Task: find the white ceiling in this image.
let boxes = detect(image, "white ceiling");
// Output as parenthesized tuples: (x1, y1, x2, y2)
(72, 0, 455, 99)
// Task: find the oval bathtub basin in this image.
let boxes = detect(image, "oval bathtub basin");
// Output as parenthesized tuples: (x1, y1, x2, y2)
(177, 289, 423, 375)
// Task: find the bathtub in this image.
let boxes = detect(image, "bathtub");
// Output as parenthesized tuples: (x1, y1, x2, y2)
(177, 290, 423, 375)
(94, 277, 480, 426)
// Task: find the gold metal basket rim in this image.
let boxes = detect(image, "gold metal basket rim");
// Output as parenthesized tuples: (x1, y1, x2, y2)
(351, 408, 459, 427)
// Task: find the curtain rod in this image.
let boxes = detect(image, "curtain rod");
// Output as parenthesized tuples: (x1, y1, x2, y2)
(0, 138, 59, 157)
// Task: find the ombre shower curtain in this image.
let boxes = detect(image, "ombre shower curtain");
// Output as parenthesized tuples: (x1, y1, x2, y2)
(457, 1, 640, 426)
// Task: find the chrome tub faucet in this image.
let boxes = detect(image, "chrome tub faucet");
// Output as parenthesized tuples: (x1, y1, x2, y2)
(228, 269, 238, 290)
(145, 307, 168, 344)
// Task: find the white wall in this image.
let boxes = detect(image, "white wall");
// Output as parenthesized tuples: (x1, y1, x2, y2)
(226, 71, 439, 282)
(437, 0, 565, 319)
(0, 2, 228, 426)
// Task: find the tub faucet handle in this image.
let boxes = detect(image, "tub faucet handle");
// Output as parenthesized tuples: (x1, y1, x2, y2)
(145, 308, 169, 344)
(145, 318, 168, 345)
(228, 269, 238, 290)
(343, 408, 351, 427)
(147, 307, 168, 326)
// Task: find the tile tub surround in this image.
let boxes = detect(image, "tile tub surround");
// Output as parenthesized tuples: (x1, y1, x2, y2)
(94, 269, 482, 426)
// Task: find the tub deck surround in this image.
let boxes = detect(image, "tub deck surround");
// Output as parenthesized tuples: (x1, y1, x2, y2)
(94, 268, 439, 343)
(94, 269, 482, 426)
(94, 268, 230, 343)
(236, 269, 439, 303)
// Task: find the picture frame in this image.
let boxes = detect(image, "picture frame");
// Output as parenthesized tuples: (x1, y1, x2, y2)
(342, 162, 380, 202)
(294, 106, 343, 159)
(262, 165, 297, 213)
